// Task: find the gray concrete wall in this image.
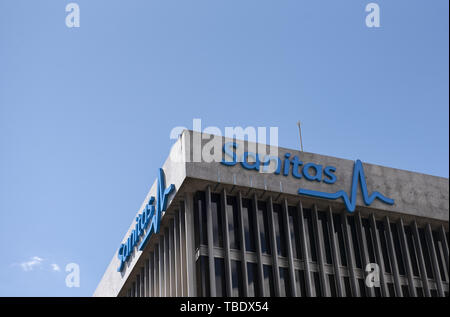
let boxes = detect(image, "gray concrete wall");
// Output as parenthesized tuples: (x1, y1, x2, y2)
(184, 130, 448, 221)
(94, 129, 448, 296)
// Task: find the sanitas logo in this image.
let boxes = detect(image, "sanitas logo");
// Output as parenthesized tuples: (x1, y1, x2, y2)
(221, 143, 394, 213)
(298, 159, 394, 212)
(117, 168, 174, 272)
(221, 142, 337, 183)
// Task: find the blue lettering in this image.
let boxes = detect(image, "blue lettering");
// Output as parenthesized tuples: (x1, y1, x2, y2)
(323, 166, 337, 184)
(291, 156, 303, 179)
(303, 163, 323, 182)
(117, 245, 125, 271)
(221, 142, 238, 166)
(117, 168, 175, 272)
(283, 153, 291, 176)
(241, 152, 260, 171)
(261, 155, 281, 174)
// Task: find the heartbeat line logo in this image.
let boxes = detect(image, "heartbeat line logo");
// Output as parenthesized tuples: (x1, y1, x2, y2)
(117, 168, 175, 272)
(298, 159, 394, 213)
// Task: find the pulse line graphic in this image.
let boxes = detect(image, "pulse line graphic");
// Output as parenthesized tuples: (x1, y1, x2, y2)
(298, 159, 394, 213)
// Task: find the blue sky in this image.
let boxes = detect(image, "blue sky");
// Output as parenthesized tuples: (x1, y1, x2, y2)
(0, 0, 448, 296)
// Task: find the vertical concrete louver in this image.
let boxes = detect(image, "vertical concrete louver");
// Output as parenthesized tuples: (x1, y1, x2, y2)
(123, 189, 449, 297)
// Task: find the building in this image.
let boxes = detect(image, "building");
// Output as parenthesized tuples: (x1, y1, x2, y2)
(94, 130, 449, 297)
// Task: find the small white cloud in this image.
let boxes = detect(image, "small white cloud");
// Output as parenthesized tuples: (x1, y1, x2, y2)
(20, 256, 44, 272)
(51, 263, 61, 272)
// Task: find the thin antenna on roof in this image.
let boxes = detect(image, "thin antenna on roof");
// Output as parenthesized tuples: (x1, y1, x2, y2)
(297, 121, 304, 152)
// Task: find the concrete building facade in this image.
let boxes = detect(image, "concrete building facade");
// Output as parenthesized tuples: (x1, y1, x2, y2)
(94, 130, 449, 297)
